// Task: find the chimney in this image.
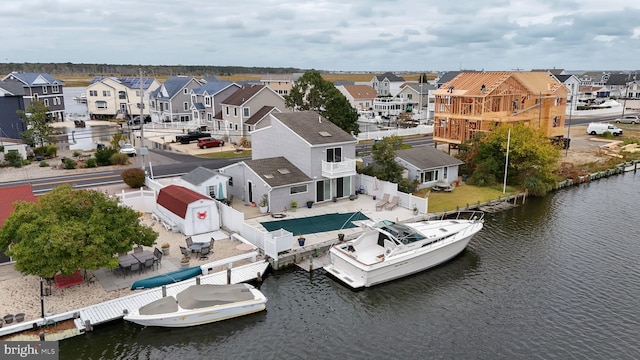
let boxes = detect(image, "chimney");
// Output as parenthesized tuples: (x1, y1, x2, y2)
(318, 116, 322, 123)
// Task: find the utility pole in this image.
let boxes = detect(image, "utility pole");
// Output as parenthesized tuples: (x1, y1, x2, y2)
(139, 68, 146, 172)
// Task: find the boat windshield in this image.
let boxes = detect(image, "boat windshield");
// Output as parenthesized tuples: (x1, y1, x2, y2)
(378, 222, 426, 245)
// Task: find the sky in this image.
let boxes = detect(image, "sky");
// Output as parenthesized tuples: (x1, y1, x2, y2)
(3, 0, 640, 72)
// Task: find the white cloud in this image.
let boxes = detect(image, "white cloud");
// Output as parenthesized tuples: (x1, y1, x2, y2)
(2, 0, 640, 71)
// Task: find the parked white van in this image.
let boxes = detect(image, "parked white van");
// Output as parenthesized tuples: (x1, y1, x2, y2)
(586, 123, 623, 136)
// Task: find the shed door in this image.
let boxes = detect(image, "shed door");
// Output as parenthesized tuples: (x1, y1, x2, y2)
(191, 205, 212, 234)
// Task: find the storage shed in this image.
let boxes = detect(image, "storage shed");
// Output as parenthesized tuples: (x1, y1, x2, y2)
(156, 185, 220, 236)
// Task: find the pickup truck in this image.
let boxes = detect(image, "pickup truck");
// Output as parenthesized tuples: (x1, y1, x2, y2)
(175, 131, 211, 144)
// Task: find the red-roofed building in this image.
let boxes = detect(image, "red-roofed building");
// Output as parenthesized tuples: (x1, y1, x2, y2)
(155, 185, 220, 236)
(0, 184, 37, 263)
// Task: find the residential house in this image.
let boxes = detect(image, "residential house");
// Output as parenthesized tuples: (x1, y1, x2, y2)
(190, 81, 240, 133)
(218, 84, 286, 142)
(605, 73, 637, 98)
(394, 146, 463, 189)
(174, 166, 230, 200)
(0, 138, 29, 161)
(435, 71, 462, 89)
(1, 72, 65, 121)
(552, 74, 581, 111)
(335, 84, 377, 111)
(219, 111, 357, 212)
(577, 71, 610, 86)
(370, 72, 405, 96)
(0, 80, 27, 139)
(86, 77, 160, 119)
(396, 83, 437, 121)
(149, 76, 203, 127)
(0, 184, 37, 264)
(260, 74, 294, 96)
(433, 71, 568, 147)
(578, 85, 610, 104)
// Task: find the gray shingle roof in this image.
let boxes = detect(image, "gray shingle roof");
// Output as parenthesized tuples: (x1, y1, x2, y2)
(181, 166, 221, 186)
(396, 146, 463, 170)
(221, 84, 265, 106)
(152, 76, 197, 99)
(244, 157, 312, 188)
(3, 72, 63, 86)
(606, 73, 633, 86)
(245, 106, 276, 126)
(271, 111, 356, 146)
(0, 80, 26, 95)
(193, 80, 235, 95)
(375, 72, 405, 82)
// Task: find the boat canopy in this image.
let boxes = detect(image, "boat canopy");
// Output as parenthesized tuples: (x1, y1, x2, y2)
(139, 296, 179, 315)
(376, 221, 426, 245)
(176, 284, 255, 309)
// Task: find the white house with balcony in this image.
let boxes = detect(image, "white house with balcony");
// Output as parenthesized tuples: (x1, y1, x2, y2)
(218, 111, 357, 212)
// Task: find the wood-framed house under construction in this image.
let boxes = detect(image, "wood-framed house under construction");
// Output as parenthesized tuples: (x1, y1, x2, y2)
(433, 72, 568, 147)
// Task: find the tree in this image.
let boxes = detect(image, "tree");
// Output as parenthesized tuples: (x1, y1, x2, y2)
(459, 123, 561, 196)
(370, 135, 405, 184)
(0, 185, 158, 278)
(17, 100, 56, 148)
(285, 69, 359, 135)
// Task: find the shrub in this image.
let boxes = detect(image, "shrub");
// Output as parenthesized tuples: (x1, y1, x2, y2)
(95, 147, 117, 166)
(39, 161, 49, 167)
(4, 152, 23, 168)
(110, 153, 130, 165)
(85, 157, 97, 168)
(63, 158, 77, 169)
(121, 168, 146, 188)
(72, 150, 82, 157)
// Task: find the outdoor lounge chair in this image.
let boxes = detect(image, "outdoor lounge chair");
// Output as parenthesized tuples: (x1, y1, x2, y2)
(375, 193, 390, 211)
(199, 245, 211, 260)
(386, 196, 399, 210)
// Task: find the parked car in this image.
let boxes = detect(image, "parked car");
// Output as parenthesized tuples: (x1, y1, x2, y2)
(586, 123, 623, 136)
(176, 131, 211, 144)
(614, 115, 640, 124)
(119, 143, 137, 156)
(197, 137, 225, 148)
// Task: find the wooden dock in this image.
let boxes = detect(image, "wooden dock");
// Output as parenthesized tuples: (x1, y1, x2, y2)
(0, 260, 269, 339)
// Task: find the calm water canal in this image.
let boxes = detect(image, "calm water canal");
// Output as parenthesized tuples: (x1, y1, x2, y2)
(61, 173, 640, 360)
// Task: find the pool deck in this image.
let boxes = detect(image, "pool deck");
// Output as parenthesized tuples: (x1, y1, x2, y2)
(244, 194, 418, 268)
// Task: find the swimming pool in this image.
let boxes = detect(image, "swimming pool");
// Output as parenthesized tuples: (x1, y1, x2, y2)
(260, 211, 369, 235)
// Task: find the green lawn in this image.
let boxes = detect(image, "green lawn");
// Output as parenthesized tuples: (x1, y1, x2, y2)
(415, 183, 521, 213)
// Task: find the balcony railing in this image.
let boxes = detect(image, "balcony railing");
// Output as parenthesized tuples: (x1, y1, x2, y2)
(322, 158, 357, 178)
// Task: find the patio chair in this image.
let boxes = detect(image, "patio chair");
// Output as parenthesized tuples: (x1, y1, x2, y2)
(128, 262, 140, 277)
(153, 248, 163, 269)
(199, 245, 211, 260)
(180, 246, 191, 258)
(386, 196, 399, 210)
(133, 245, 143, 253)
(185, 237, 194, 252)
(143, 258, 155, 273)
(375, 193, 390, 211)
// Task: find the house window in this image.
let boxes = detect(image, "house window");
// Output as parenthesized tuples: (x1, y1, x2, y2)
(180, 115, 189, 122)
(89, 90, 97, 96)
(443, 167, 448, 178)
(247, 126, 252, 132)
(118, 91, 126, 99)
(52, 85, 59, 93)
(42, 86, 47, 94)
(205, 96, 211, 106)
(290, 184, 308, 194)
(96, 101, 107, 109)
(183, 102, 189, 111)
(326, 147, 342, 162)
(234, 124, 238, 131)
(207, 113, 213, 122)
(103, 90, 111, 96)
(234, 107, 237, 117)
(243, 107, 250, 117)
(43, 99, 49, 107)
(229, 123, 233, 129)
(207, 185, 216, 199)
(136, 90, 140, 97)
(183, 88, 188, 94)
(228, 177, 233, 186)
(408, 94, 413, 100)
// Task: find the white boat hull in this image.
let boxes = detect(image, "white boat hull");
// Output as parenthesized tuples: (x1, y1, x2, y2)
(324, 214, 483, 289)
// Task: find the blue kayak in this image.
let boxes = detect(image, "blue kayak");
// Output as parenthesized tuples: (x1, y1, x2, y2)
(131, 266, 202, 290)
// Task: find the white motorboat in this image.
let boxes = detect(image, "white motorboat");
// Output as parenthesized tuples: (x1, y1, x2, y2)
(324, 211, 484, 289)
(123, 283, 267, 327)
(357, 110, 381, 124)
